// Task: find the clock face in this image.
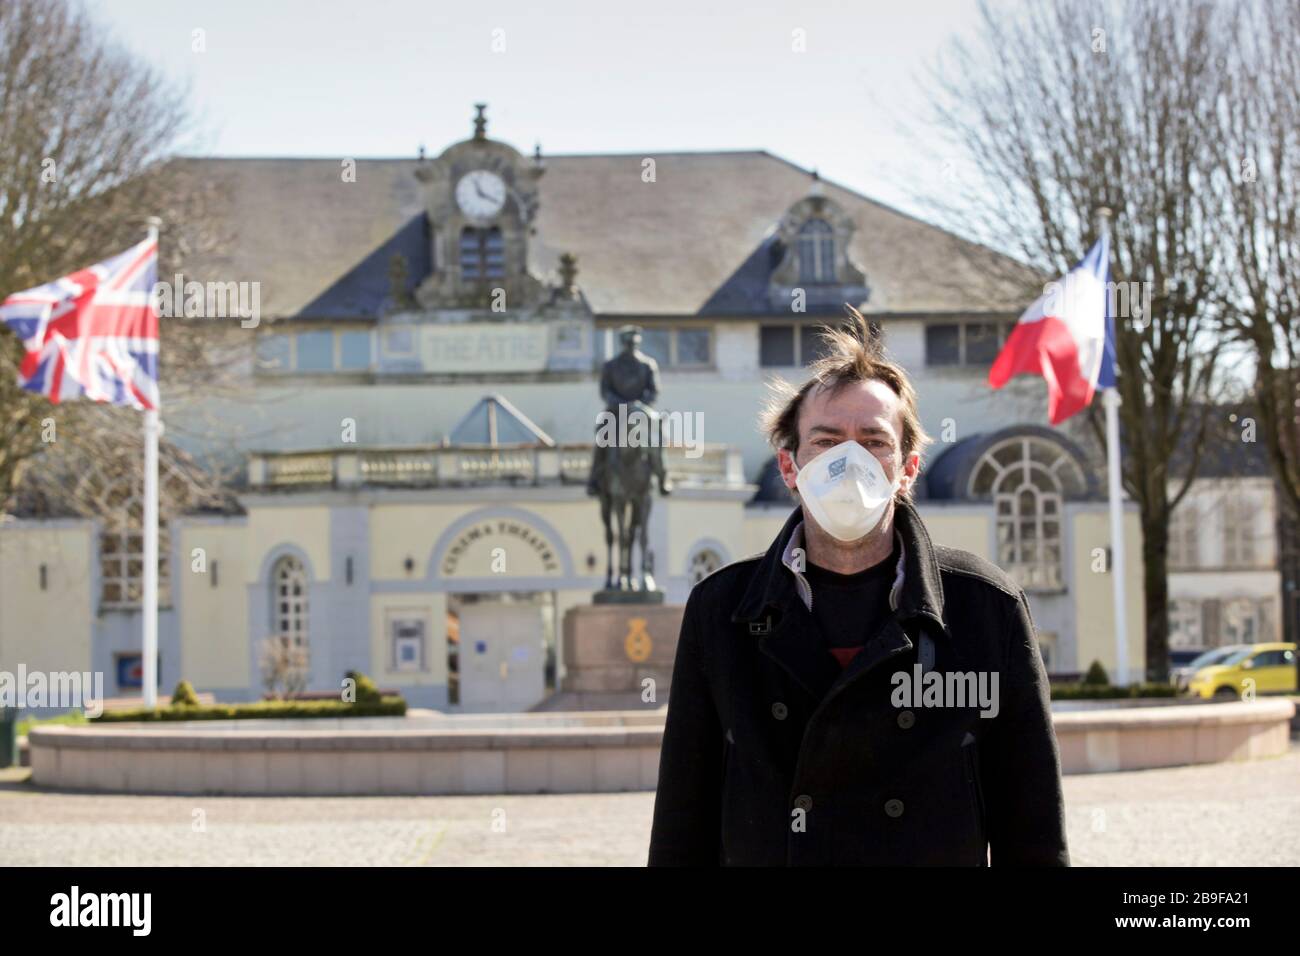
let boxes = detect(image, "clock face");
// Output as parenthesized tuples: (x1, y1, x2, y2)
(455, 170, 507, 219)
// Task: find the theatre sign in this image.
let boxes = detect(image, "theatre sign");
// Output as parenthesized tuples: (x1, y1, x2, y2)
(440, 519, 564, 577)
(376, 316, 592, 376)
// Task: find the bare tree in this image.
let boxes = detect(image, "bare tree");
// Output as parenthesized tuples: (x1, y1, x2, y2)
(0, 0, 240, 520)
(1208, 0, 1300, 578)
(923, 0, 1237, 680)
(258, 637, 310, 701)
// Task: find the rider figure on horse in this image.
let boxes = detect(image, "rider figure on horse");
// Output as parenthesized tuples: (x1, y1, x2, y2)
(586, 325, 673, 497)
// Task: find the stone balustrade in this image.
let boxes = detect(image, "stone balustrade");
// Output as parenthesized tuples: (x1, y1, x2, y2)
(247, 443, 744, 490)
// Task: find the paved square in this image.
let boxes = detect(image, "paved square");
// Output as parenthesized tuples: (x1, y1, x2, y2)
(2, 743, 1297, 865)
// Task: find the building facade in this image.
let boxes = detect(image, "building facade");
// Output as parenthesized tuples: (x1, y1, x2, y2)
(1, 106, 1210, 710)
(1165, 434, 1288, 650)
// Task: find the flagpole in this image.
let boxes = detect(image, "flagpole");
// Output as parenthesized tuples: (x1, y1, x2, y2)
(1096, 207, 1130, 686)
(142, 217, 161, 708)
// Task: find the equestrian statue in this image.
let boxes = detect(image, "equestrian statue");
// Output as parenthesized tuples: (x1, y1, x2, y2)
(587, 325, 672, 599)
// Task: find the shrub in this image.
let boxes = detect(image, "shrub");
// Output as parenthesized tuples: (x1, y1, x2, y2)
(15, 710, 87, 738)
(91, 696, 407, 723)
(170, 680, 201, 707)
(1082, 660, 1110, 686)
(344, 670, 382, 704)
(1050, 683, 1179, 700)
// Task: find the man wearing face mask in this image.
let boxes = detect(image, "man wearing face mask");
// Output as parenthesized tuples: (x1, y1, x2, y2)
(648, 306, 1069, 867)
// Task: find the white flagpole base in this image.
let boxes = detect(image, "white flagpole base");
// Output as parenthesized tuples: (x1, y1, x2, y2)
(142, 408, 160, 708)
(1103, 387, 1130, 685)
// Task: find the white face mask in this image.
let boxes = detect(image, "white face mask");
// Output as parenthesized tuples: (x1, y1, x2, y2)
(792, 439, 900, 543)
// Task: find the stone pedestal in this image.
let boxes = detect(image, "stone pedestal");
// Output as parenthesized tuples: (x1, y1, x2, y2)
(558, 603, 685, 707)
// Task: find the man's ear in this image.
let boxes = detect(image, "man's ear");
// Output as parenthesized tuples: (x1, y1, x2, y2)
(777, 447, 799, 491)
(899, 450, 921, 495)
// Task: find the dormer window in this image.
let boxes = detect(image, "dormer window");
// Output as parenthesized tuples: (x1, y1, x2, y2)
(797, 219, 835, 283)
(767, 194, 867, 312)
(460, 226, 505, 280)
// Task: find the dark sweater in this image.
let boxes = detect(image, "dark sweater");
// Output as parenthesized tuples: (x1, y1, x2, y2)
(804, 538, 900, 669)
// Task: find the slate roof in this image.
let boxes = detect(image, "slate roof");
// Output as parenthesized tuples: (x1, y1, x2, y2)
(176, 149, 1039, 321)
(1160, 404, 1273, 480)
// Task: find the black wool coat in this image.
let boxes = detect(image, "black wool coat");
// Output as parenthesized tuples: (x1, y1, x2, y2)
(647, 500, 1070, 866)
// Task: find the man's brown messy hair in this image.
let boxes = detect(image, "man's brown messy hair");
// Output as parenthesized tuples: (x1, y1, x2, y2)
(760, 305, 932, 501)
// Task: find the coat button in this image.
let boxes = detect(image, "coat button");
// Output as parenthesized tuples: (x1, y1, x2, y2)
(794, 794, 813, 811)
(897, 710, 915, 729)
(771, 702, 788, 720)
(884, 798, 904, 818)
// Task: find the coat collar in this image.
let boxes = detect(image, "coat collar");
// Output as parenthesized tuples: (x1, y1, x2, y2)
(731, 498, 951, 640)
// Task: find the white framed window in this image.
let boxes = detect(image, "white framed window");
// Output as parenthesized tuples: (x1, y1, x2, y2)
(295, 330, 333, 371)
(339, 330, 373, 369)
(1168, 499, 1201, 569)
(460, 226, 505, 280)
(100, 515, 171, 610)
(272, 555, 309, 657)
(381, 325, 415, 358)
(970, 437, 1086, 591)
(688, 548, 725, 586)
(797, 219, 835, 283)
(925, 320, 1015, 367)
(255, 327, 375, 374)
(596, 325, 714, 369)
(759, 322, 859, 368)
(1221, 597, 1269, 645)
(1168, 599, 1203, 648)
(1222, 495, 1259, 567)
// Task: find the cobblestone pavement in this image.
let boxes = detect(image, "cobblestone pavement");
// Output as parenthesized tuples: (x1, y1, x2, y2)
(2, 742, 1296, 866)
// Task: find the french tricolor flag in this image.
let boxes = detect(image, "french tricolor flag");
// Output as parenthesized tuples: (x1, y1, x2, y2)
(988, 235, 1116, 424)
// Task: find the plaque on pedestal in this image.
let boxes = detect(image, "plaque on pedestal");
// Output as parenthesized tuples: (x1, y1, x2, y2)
(544, 602, 684, 711)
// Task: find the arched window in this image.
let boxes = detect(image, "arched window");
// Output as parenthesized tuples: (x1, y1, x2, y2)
(968, 437, 1086, 590)
(797, 219, 835, 283)
(688, 548, 725, 586)
(460, 226, 505, 280)
(272, 555, 309, 655)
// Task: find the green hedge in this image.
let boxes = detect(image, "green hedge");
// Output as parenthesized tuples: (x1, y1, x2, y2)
(344, 669, 382, 704)
(1050, 683, 1179, 700)
(16, 710, 88, 738)
(91, 696, 407, 723)
(170, 680, 201, 707)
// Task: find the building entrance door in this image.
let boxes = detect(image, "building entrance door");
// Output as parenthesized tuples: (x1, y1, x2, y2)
(455, 596, 549, 712)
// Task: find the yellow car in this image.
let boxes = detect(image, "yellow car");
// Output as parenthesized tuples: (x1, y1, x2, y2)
(1185, 642, 1297, 700)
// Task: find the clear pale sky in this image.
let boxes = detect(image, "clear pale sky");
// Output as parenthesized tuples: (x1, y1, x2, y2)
(87, 0, 1005, 222)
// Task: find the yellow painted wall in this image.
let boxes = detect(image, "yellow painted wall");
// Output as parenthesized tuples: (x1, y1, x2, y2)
(743, 508, 793, 555)
(370, 502, 607, 581)
(0, 523, 94, 675)
(917, 509, 991, 558)
(532, 503, 607, 572)
(246, 507, 331, 582)
(370, 592, 447, 686)
(1072, 508, 1146, 682)
(178, 523, 250, 688)
(668, 498, 747, 572)
(370, 505, 467, 580)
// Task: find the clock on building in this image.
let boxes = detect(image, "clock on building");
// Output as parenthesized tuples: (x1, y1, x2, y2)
(455, 170, 507, 219)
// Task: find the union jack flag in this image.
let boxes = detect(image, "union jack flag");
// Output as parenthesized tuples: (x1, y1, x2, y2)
(0, 237, 160, 410)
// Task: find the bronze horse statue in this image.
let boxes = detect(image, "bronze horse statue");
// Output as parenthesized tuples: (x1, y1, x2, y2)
(593, 402, 659, 593)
